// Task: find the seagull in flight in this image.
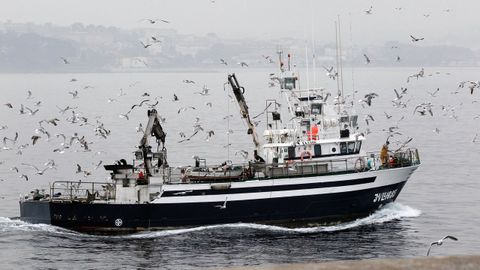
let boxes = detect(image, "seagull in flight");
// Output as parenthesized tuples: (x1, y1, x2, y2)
(220, 58, 228, 65)
(322, 66, 337, 80)
(410, 35, 425, 42)
(60, 57, 70, 64)
(427, 236, 458, 256)
(140, 41, 153, 48)
(427, 88, 440, 97)
(363, 53, 371, 64)
(365, 6, 373, 14)
(214, 196, 228, 209)
(21, 163, 51, 175)
(140, 18, 170, 24)
(238, 61, 249, 67)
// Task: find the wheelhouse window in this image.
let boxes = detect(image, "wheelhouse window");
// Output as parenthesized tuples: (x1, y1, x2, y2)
(347, 142, 355, 154)
(355, 141, 362, 153)
(340, 142, 347, 154)
(311, 103, 322, 115)
(282, 77, 296, 90)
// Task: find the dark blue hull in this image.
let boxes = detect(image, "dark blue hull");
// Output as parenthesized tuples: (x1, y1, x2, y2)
(19, 181, 406, 233)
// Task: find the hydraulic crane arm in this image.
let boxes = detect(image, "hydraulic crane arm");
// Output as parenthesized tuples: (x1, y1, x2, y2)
(139, 109, 166, 176)
(228, 74, 261, 150)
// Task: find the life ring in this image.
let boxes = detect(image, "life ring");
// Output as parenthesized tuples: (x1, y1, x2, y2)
(355, 158, 366, 172)
(300, 151, 312, 162)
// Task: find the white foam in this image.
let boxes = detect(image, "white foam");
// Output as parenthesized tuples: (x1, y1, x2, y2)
(0, 217, 80, 236)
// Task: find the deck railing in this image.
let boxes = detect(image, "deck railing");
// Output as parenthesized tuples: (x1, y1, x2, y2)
(164, 148, 420, 183)
(49, 181, 116, 202)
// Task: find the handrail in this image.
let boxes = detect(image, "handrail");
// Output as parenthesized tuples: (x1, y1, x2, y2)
(163, 148, 420, 183)
(50, 181, 116, 202)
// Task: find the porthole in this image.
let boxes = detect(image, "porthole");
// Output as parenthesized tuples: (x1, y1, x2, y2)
(332, 147, 336, 153)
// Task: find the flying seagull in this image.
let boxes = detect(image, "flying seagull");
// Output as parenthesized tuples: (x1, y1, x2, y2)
(427, 236, 458, 256)
(214, 196, 228, 209)
(410, 35, 424, 42)
(140, 18, 170, 24)
(363, 54, 371, 64)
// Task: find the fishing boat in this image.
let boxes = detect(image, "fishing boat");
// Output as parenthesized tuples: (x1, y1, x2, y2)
(19, 54, 420, 233)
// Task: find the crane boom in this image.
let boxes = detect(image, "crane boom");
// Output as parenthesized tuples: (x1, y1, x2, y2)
(139, 109, 167, 176)
(228, 74, 261, 150)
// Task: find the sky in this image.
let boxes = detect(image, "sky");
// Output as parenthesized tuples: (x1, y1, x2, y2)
(1, 0, 479, 48)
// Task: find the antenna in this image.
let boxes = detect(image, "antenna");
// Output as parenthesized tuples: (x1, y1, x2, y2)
(338, 15, 345, 98)
(334, 21, 341, 97)
(349, 13, 357, 113)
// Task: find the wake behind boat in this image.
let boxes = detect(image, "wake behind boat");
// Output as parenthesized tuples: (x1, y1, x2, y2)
(19, 59, 420, 233)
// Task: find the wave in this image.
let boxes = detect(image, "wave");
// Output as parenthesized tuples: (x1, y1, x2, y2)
(0, 202, 421, 239)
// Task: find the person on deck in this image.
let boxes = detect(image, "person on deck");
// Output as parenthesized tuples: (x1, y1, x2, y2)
(380, 141, 390, 167)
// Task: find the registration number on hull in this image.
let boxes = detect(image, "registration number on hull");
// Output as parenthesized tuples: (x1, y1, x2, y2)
(373, 189, 398, 203)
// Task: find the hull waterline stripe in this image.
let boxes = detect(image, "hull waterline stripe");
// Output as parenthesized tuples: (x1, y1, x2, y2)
(161, 176, 376, 197)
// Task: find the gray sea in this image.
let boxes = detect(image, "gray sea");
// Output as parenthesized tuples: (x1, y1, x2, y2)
(0, 67, 479, 269)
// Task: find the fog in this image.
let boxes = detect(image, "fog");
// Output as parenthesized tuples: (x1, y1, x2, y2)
(1, 0, 479, 47)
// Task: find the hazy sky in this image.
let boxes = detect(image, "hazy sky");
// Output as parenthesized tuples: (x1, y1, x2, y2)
(1, 0, 479, 47)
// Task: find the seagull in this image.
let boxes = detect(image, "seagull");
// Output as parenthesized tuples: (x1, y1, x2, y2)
(433, 128, 440, 134)
(205, 102, 212, 108)
(195, 85, 210, 96)
(322, 66, 337, 80)
(363, 53, 371, 64)
(31, 135, 41, 145)
(410, 35, 424, 42)
(413, 102, 433, 116)
(60, 57, 70, 64)
(129, 99, 150, 112)
(150, 36, 162, 43)
(141, 18, 170, 24)
(177, 106, 196, 114)
(26, 90, 33, 99)
(473, 133, 479, 143)
(68, 90, 79, 99)
(136, 123, 144, 133)
(119, 111, 131, 120)
(427, 236, 458, 256)
(220, 58, 228, 65)
(4, 103, 13, 109)
(205, 130, 215, 141)
(20, 174, 29, 181)
(178, 130, 200, 143)
(3, 132, 19, 147)
(214, 196, 228, 209)
(94, 160, 103, 170)
(238, 61, 249, 67)
(384, 112, 393, 119)
(56, 105, 78, 114)
(140, 41, 153, 49)
(427, 88, 440, 97)
(21, 163, 51, 175)
(235, 150, 248, 160)
(407, 68, 425, 82)
(364, 114, 375, 125)
(183, 79, 195, 84)
(25, 106, 39, 116)
(173, 94, 179, 101)
(359, 92, 379, 107)
(365, 6, 373, 14)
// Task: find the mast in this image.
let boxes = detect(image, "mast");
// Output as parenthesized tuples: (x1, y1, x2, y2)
(227, 74, 261, 151)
